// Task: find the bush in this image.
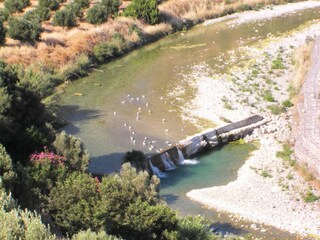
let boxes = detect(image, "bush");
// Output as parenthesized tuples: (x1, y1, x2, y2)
(0, 144, 16, 192)
(303, 191, 319, 203)
(101, 0, 121, 16)
(282, 99, 293, 108)
(0, 21, 6, 45)
(66, 3, 85, 19)
(0, 188, 56, 240)
(53, 8, 77, 28)
(72, 229, 121, 240)
(123, 0, 160, 25)
(4, 0, 30, 13)
(49, 172, 100, 235)
(93, 42, 119, 63)
(122, 150, 147, 171)
(38, 0, 60, 11)
(177, 216, 212, 240)
(53, 131, 90, 172)
(24, 7, 51, 23)
(0, 9, 10, 22)
(74, 0, 90, 9)
(8, 17, 43, 43)
(267, 104, 286, 115)
(86, 4, 109, 24)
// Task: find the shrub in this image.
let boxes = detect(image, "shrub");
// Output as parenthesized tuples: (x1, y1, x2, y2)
(0, 188, 56, 240)
(74, 0, 90, 9)
(271, 56, 285, 69)
(303, 191, 319, 203)
(7, 17, 43, 43)
(86, 4, 109, 25)
(4, 0, 30, 13)
(267, 104, 286, 115)
(263, 91, 275, 102)
(38, 0, 60, 11)
(53, 8, 77, 28)
(72, 229, 120, 240)
(122, 150, 147, 171)
(24, 7, 51, 23)
(177, 216, 212, 240)
(0, 21, 6, 45)
(123, 0, 160, 25)
(282, 99, 293, 108)
(101, 0, 121, 16)
(49, 172, 100, 235)
(66, 3, 84, 19)
(53, 131, 90, 172)
(0, 144, 16, 192)
(276, 143, 295, 166)
(93, 42, 118, 63)
(0, 9, 10, 22)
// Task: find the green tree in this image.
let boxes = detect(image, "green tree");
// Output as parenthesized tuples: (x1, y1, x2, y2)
(122, 150, 147, 171)
(101, 0, 121, 16)
(0, 144, 16, 192)
(0, 21, 6, 45)
(53, 131, 90, 172)
(86, 4, 109, 25)
(0, 62, 54, 162)
(123, 0, 159, 25)
(74, 0, 90, 9)
(49, 172, 100, 235)
(53, 8, 77, 28)
(4, 0, 30, 13)
(7, 17, 43, 43)
(177, 216, 213, 240)
(38, 0, 60, 11)
(0, 186, 57, 240)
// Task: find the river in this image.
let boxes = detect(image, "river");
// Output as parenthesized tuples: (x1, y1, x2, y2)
(59, 5, 320, 239)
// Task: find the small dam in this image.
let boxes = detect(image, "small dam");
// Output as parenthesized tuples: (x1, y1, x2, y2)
(148, 115, 269, 176)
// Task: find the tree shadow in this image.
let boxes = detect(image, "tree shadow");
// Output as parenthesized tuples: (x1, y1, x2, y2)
(89, 152, 125, 175)
(161, 194, 179, 205)
(210, 222, 248, 236)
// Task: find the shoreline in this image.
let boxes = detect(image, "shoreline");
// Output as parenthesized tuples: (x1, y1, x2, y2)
(185, 2, 320, 237)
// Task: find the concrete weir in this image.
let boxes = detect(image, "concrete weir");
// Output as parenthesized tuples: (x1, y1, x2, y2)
(148, 115, 269, 175)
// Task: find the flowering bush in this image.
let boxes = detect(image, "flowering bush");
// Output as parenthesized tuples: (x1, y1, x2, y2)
(29, 146, 65, 167)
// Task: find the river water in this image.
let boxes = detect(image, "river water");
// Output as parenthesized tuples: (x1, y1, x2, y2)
(59, 5, 320, 239)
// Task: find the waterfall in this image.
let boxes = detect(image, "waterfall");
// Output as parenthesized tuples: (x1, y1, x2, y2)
(176, 147, 199, 165)
(177, 147, 185, 165)
(148, 159, 166, 178)
(160, 152, 176, 170)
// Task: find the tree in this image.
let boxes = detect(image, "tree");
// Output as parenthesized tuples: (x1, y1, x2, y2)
(53, 8, 77, 28)
(177, 216, 213, 240)
(0, 144, 16, 192)
(4, 0, 30, 13)
(24, 7, 51, 23)
(0, 61, 54, 162)
(0, 186, 57, 240)
(7, 17, 43, 43)
(122, 150, 147, 171)
(0, 21, 6, 45)
(74, 0, 90, 9)
(123, 0, 159, 25)
(49, 172, 100, 235)
(53, 131, 90, 172)
(101, 0, 121, 16)
(38, 0, 60, 11)
(86, 4, 109, 25)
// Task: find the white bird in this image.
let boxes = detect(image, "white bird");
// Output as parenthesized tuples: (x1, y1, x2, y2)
(128, 126, 132, 130)
(132, 131, 135, 135)
(124, 123, 127, 127)
(148, 110, 152, 115)
(136, 116, 140, 121)
(142, 95, 145, 98)
(165, 129, 169, 133)
(136, 97, 140, 101)
(121, 101, 126, 104)
(162, 118, 166, 123)
(138, 107, 142, 112)
(130, 136, 134, 141)
(133, 140, 136, 144)
(142, 141, 146, 146)
(113, 112, 117, 116)
(146, 103, 149, 107)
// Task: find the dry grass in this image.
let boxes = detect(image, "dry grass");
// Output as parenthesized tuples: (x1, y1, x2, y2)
(295, 163, 320, 191)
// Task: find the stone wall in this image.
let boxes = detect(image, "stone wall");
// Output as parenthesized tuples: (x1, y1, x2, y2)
(148, 115, 268, 173)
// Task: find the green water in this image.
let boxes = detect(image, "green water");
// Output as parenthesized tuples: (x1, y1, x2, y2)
(59, 6, 320, 239)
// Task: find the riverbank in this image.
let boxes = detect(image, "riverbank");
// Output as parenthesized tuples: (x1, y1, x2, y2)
(186, 3, 320, 237)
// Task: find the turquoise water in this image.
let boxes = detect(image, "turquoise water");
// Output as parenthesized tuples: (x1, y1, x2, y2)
(160, 143, 255, 216)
